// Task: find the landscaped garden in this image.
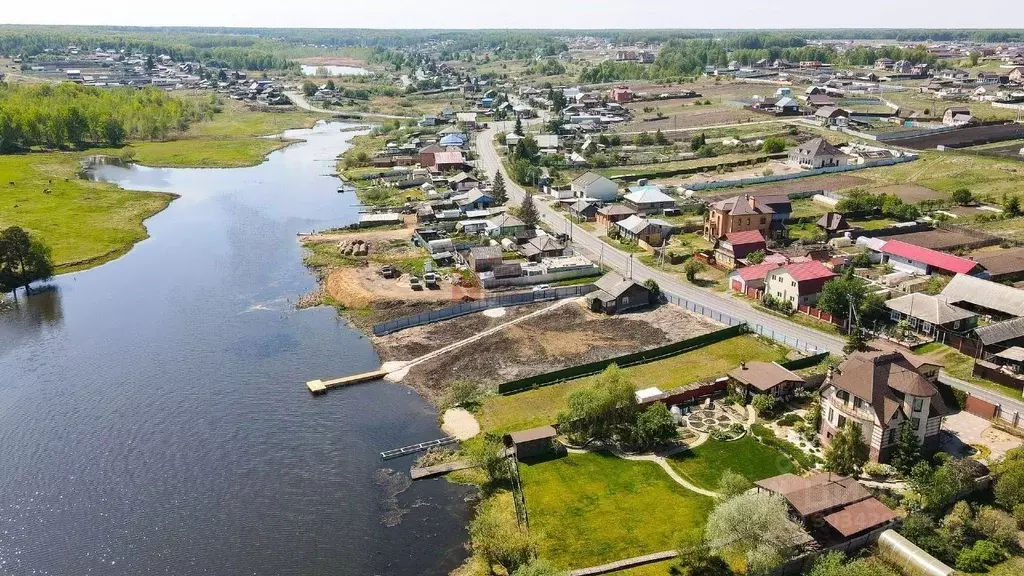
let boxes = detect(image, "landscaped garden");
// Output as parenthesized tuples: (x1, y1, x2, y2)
(519, 451, 715, 570)
(667, 436, 795, 491)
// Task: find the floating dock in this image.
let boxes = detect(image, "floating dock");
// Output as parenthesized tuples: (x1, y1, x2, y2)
(380, 436, 458, 460)
(306, 369, 389, 395)
(410, 460, 474, 480)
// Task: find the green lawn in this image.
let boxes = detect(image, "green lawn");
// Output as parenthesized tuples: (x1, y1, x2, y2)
(915, 342, 1024, 400)
(971, 556, 1024, 576)
(0, 152, 175, 272)
(848, 217, 897, 231)
(131, 137, 299, 168)
(857, 150, 1024, 199)
(477, 335, 789, 434)
(667, 437, 795, 491)
(600, 235, 647, 253)
(790, 198, 828, 219)
(520, 451, 714, 570)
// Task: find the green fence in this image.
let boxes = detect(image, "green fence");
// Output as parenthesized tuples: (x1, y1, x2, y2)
(779, 352, 831, 372)
(497, 324, 747, 395)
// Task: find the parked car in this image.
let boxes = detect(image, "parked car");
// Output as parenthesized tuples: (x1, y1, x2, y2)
(409, 276, 422, 290)
(532, 284, 551, 291)
(380, 265, 399, 279)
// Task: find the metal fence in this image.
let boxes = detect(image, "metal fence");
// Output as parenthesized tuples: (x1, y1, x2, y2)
(685, 154, 917, 191)
(371, 284, 598, 336)
(661, 290, 822, 353)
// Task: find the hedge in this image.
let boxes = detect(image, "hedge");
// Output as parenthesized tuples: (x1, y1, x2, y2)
(779, 352, 830, 372)
(497, 324, 746, 395)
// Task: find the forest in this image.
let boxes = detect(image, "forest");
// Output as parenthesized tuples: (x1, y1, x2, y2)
(0, 83, 211, 151)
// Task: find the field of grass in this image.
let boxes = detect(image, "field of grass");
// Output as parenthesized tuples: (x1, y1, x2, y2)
(590, 151, 768, 180)
(856, 150, 1024, 200)
(667, 437, 795, 491)
(477, 335, 789, 434)
(848, 217, 898, 230)
(791, 198, 829, 219)
(520, 451, 714, 570)
(131, 96, 320, 168)
(0, 153, 175, 272)
(915, 342, 1024, 400)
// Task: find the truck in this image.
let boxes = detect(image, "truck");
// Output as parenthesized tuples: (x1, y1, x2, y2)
(409, 275, 422, 290)
(422, 261, 438, 288)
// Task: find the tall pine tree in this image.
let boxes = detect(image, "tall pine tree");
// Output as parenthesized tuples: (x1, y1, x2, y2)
(520, 193, 540, 228)
(891, 422, 923, 475)
(513, 116, 524, 136)
(492, 171, 507, 205)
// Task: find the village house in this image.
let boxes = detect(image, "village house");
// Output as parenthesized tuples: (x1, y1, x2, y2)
(704, 195, 774, 241)
(880, 240, 985, 276)
(940, 273, 1024, 321)
(942, 106, 975, 126)
(487, 213, 526, 237)
(503, 426, 557, 459)
(587, 273, 652, 315)
(714, 230, 767, 270)
(817, 212, 851, 235)
(419, 144, 446, 167)
(571, 172, 619, 202)
(884, 292, 978, 338)
(729, 361, 805, 400)
(596, 204, 637, 227)
(569, 199, 599, 221)
(610, 87, 633, 103)
(819, 349, 946, 463)
(874, 57, 894, 70)
(432, 150, 468, 172)
(814, 106, 849, 126)
(972, 247, 1024, 283)
(521, 236, 565, 261)
(467, 245, 503, 273)
(764, 261, 837, 308)
(623, 185, 676, 215)
(787, 138, 850, 169)
(1009, 67, 1024, 84)
(455, 188, 494, 212)
(615, 215, 671, 247)
(755, 473, 898, 541)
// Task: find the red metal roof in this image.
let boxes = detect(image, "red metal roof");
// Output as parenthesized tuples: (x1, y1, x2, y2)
(733, 262, 777, 281)
(726, 229, 766, 246)
(783, 261, 838, 282)
(881, 239, 980, 275)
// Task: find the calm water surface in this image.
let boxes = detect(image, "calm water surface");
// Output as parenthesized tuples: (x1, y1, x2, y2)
(0, 122, 473, 576)
(300, 65, 370, 76)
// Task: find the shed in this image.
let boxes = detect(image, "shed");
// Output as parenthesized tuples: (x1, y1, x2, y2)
(587, 272, 652, 314)
(468, 245, 503, 272)
(503, 425, 557, 459)
(728, 361, 805, 399)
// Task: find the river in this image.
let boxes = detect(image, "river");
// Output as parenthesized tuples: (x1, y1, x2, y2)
(0, 121, 474, 576)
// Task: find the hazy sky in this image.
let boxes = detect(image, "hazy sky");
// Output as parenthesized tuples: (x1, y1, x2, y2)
(3, 1, 1023, 29)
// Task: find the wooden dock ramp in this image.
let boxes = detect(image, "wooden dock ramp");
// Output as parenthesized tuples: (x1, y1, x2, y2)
(306, 369, 389, 395)
(569, 551, 679, 576)
(410, 460, 474, 480)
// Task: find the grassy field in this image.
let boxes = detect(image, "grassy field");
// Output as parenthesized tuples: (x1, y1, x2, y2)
(0, 153, 175, 272)
(915, 342, 1024, 400)
(131, 96, 320, 168)
(666, 436, 795, 491)
(477, 335, 789, 434)
(856, 150, 1024, 199)
(520, 451, 714, 570)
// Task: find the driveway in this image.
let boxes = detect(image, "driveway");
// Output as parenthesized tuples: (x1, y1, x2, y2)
(941, 410, 1022, 462)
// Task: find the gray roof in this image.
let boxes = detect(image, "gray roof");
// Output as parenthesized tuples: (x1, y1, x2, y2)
(995, 346, 1024, 362)
(624, 187, 675, 205)
(975, 317, 1024, 346)
(572, 171, 613, 188)
(885, 293, 976, 325)
(469, 245, 502, 260)
(940, 274, 1024, 318)
(617, 214, 654, 234)
(594, 272, 642, 298)
(792, 137, 847, 159)
(597, 204, 636, 216)
(570, 199, 596, 213)
(489, 213, 525, 228)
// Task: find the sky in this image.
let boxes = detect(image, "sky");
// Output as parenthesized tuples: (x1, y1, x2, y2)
(2, 1, 1024, 30)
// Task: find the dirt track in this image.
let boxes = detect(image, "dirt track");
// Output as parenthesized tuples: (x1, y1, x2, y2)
(374, 300, 722, 402)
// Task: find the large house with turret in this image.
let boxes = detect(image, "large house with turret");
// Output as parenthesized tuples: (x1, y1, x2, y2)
(818, 349, 948, 463)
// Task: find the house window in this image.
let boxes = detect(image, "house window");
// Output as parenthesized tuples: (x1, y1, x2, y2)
(953, 320, 961, 329)
(828, 407, 834, 422)
(791, 281, 796, 287)
(913, 398, 923, 412)
(838, 415, 847, 428)
(854, 397, 863, 410)
(909, 317, 919, 329)
(837, 390, 849, 402)
(911, 417, 921, 430)
(921, 322, 932, 334)
(890, 310, 901, 321)
(887, 428, 897, 444)
(760, 217, 766, 224)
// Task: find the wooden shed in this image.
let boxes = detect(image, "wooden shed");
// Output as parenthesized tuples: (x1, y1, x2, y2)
(503, 425, 557, 459)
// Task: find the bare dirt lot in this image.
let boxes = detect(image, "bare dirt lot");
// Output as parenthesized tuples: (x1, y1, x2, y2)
(870, 184, 945, 203)
(670, 160, 800, 187)
(880, 229, 986, 251)
(613, 105, 760, 133)
(702, 173, 870, 200)
(374, 300, 723, 401)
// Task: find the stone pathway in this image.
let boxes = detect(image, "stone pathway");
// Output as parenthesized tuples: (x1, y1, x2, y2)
(564, 433, 722, 498)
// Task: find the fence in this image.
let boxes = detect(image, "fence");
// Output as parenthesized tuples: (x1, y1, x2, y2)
(661, 290, 824, 354)
(973, 360, 1024, 391)
(770, 526, 894, 576)
(497, 324, 747, 394)
(371, 284, 598, 336)
(684, 154, 918, 191)
(779, 351, 830, 371)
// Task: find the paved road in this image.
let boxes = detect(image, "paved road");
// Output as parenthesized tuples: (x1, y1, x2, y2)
(284, 91, 417, 120)
(939, 372, 1024, 415)
(475, 122, 846, 355)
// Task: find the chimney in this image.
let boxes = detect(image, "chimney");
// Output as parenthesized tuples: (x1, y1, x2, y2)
(741, 362, 747, 370)
(747, 195, 757, 209)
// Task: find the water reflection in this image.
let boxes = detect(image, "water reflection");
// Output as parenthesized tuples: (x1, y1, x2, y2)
(0, 285, 63, 345)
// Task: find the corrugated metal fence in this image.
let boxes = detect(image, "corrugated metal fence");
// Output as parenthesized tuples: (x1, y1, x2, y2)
(371, 284, 598, 336)
(686, 155, 917, 191)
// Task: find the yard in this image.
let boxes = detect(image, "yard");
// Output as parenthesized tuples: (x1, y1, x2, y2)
(477, 335, 790, 434)
(666, 436, 795, 491)
(915, 342, 1023, 400)
(519, 451, 715, 570)
(856, 151, 1024, 199)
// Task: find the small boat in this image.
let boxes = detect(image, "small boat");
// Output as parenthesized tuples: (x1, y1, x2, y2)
(338, 183, 355, 194)
(337, 186, 345, 193)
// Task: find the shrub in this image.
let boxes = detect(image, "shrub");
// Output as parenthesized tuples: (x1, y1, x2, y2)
(973, 506, 1020, 548)
(719, 470, 754, 497)
(776, 413, 804, 427)
(1014, 504, 1024, 529)
(762, 137, 787, 154)
(956, 540, 1007, 573)
(466, 434, 510, 484)
(440, 379, 485, 411)
(751, 394, 776, 416)
(863, 462, 893, 479)
(469, 496, 537, 572)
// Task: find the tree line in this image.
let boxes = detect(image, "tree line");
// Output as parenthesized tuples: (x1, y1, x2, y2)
(0, 227, 53, 295)
(0, 82, 212, 151)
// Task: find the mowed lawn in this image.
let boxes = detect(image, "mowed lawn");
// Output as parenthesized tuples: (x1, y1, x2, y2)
(0, 153, 175, 272)
(519, 451, 714, 570)
(667, 437, 795, 491)
(477, 335, 788, 434)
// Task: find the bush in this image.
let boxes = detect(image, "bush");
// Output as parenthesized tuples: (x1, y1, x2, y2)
(719, 469, 754, 498)
(862, 462, 893, 479)
(956, 540, 1007, 573)
(776, 413, 804, 427)
(751, 394, 776, 416)
(1014, 504, 1024, 529)
(466, 434, 510, 485)
(973, 506, 1020, 548)
(440, 379, 485, 411)
(469, 496, 536, 573)
(762, 137, 787, 154)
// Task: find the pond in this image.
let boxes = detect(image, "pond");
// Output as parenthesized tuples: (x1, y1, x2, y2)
(0, 121, 473, 576)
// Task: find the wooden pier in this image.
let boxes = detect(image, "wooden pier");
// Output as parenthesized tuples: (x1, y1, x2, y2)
(569, 551, 679, 576)
(380, 436, 458, 460)
(306, 369, 388, 395)
(409, 460, 474, 480)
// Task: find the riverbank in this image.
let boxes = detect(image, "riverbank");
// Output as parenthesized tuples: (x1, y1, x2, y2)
(0, 98, 326, 273)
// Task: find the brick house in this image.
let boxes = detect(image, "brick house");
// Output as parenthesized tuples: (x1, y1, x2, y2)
(764, 261, 837, 308)
(819, 349, 946, 463)
(703, 195, 775, 241)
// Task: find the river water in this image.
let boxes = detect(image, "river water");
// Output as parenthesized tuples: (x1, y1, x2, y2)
(0, 122, 474, 576)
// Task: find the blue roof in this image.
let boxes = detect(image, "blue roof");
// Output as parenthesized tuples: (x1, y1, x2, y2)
(439, 134, 467, 146)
